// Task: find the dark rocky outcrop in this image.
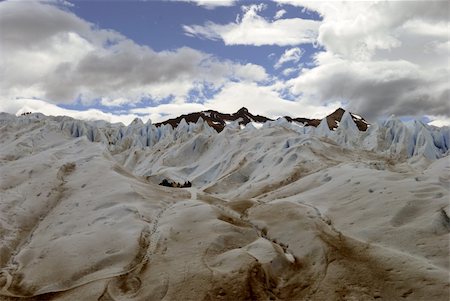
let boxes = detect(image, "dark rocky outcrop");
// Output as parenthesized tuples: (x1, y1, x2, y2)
(325, 108, 369, 131)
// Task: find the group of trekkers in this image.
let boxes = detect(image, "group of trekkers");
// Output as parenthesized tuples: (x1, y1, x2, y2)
(159, 179, 192, 188)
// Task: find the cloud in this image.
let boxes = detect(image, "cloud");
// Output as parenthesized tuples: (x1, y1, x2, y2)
(173, 0, 236, 9)
(281, 67, 300, 77)
(183, 3, 320, 46)
(276, 1, 448, 59)
(205, 81, 341, 119)
(287, 53, 449, 119)
(0, 0, 267, 107)
(232, 63, 268, 82)
(275, 0, 450, 120)
(274, 47, 303, 69)
(100, 97, 132, 107)
(274, 9, 286, 20)
(130, 103, 207, 123)
(427, 115, 450, 127)
(0, 98, 142, 125)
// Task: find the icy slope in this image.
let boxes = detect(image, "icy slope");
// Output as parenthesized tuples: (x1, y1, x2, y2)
(0, 112, 449, 300)
(8, 109, 446, 160)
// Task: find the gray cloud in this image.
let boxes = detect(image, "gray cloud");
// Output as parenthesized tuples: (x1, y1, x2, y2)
(0, 1, 118, 50)
(0, 0, 267, 105)
(276, 0, 450, 121)
(288, 56, 449, 120)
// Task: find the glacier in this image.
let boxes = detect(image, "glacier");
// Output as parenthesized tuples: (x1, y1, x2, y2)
(0, 111, 449, 300)
(4, 110, 447, 160)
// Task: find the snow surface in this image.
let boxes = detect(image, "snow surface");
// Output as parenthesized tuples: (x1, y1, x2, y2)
(248, 122, 264, 129)
(0, 112, 449, 300)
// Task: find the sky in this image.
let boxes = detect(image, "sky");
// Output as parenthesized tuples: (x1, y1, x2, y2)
(0, 0, 449, 126)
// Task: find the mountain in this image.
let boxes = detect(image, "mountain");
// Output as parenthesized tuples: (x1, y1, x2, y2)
(0, 111, 449, 300)
(156, 107, 369, 132)
(155, 107, 270, 132)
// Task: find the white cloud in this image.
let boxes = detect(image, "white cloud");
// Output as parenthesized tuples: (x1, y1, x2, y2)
(276, 1, 448, 59)
(274, 9, 286, 20)
(281, 67, 300, 77)
(130, 103, 207, 123)
(274, 47, 303, 69)
(427, 115, 450, 127)
(0, 98, 142, 125)
(174, 0, 236, 9)
(0, 0, 267, 108)
(402, 19, 449, 40)
(183, 3, 320, 46)
(100, 97, 131, 107)
(233, 63, 268, 82)
(205, 81, 342, 119)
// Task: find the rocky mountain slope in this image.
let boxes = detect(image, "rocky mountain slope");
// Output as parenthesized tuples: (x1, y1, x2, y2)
(0, 110, 449, 300)
(155, 107, 369, 132)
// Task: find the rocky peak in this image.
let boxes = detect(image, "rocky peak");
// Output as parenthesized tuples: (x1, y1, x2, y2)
(155, 107, 369, 132)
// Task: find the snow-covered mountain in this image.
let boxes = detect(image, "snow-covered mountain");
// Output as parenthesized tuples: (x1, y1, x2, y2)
(0, 110, 449, 300)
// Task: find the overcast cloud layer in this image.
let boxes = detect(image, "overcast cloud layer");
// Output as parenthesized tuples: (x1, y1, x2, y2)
(0, 0, 449, 125)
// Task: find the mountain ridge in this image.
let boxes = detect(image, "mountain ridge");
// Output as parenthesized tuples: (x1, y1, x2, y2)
(155, 107, 369, 132)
